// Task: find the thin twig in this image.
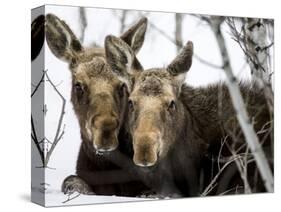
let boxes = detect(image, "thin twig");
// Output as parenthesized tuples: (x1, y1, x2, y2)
(31, 70, 46, 97)
(217, 135, 229, 170)
(225, 141, 252, 194)
(218, 185, 244, 195)
(175, 13, 183, 53)
(120, 10, 128, 34)
(201, 155, 242, 196)
(62, 193, 81, 204)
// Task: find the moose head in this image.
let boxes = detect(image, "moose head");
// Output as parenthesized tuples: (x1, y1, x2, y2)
(105, 35, 194, 166)
(46, 14, 147, 153)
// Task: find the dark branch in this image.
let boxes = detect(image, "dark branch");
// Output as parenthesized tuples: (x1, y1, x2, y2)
(31, 116, 45, 165)
(31, 69, 46, 97)
(44, 72, 66, 167)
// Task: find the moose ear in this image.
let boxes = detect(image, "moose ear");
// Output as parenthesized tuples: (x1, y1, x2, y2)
(45, 14, 83, 63)
(167, 41, 193, 85)
(120, 17, 148, 54)
(105, 35, 136, 90)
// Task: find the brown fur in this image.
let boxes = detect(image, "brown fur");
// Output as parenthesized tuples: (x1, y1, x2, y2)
(69, 51, 123, 151)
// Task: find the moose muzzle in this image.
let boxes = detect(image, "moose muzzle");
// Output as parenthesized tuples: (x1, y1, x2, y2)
(133, 132, 160, 167)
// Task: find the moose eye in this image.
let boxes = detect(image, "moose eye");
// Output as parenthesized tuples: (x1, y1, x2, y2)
(75, 82, 83, 92)
(168, 100, 176, 111)
(74, 82, 84, 98)
(128, 100, 134, 111)
(74, 82, 89, 105)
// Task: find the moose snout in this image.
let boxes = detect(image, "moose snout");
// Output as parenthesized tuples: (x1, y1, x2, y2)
(90, 116, 119, 152)
(133, 132, 160, 167)
(93, 131, 118, 152)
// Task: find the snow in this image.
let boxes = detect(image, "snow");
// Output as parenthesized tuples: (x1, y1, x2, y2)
(44, 191, 150, 207)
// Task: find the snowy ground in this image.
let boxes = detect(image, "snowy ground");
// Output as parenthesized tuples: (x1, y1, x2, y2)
(32, 189, 150, 207)
(44, 191, 150, 207)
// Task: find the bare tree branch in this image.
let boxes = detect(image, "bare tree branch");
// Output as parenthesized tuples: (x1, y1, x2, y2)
(31, 116, 45, 165)
(209, 17, 273, 192)
(62, 193, 81, 204)
(120, 10, 128, 34)
(218, 185, 244, 195)
(79, 7, 87, 43)
(175, 14, 183, 53)
(31, 70, 46, 97)
(225, 141, 252, 194)
(201, 155, 247, 196)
